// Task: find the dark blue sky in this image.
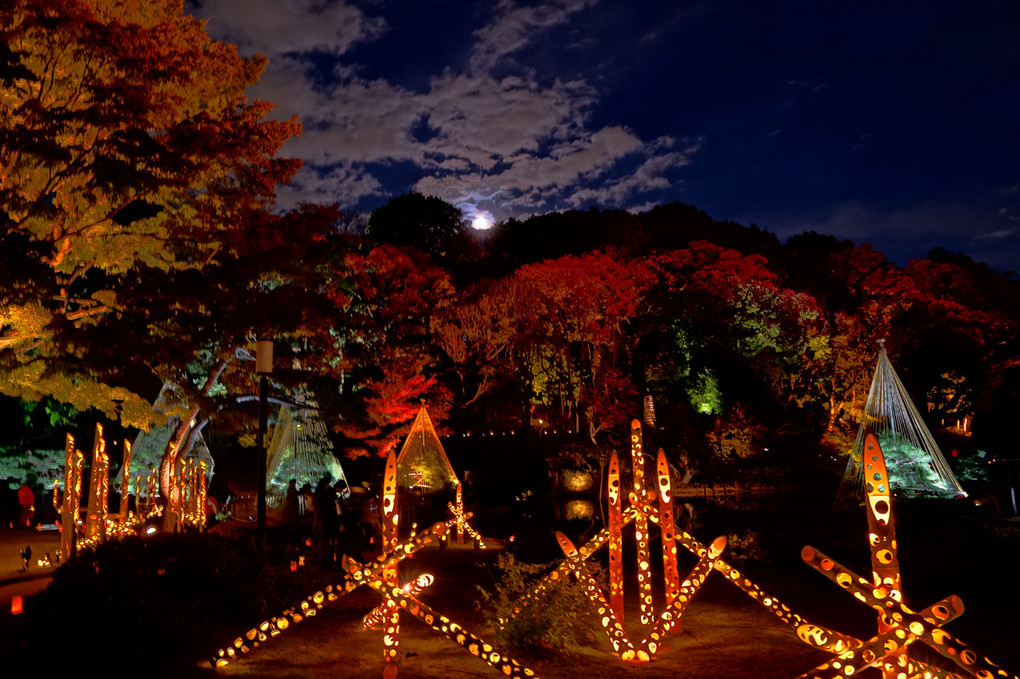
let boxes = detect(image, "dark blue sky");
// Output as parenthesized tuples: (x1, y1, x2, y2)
(190, 0, 1020, 270)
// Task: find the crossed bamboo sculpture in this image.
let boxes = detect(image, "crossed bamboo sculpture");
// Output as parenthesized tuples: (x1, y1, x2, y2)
(212, 450, 538, 678)
(508, 422, 1017, 678)
(213, 421, 1016, 678)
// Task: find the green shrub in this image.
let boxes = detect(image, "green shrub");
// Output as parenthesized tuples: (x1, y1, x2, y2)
(476, 553, 603, 655)
(725, 530, 768, 564)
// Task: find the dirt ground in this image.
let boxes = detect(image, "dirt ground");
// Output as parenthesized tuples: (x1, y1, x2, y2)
(2, 517, 1017, 678)
(184, 548, 824, 679)
(175, 540, 1017, 679)
(0, 525, 60, 577)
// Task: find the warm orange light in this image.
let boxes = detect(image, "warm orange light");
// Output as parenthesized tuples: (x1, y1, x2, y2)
(11, 596, 23, 615)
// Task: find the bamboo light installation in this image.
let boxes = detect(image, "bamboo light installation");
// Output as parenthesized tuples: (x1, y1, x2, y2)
(508, 420, 859, 661)
(505, 420, 732, 663)
(795, 431, 1020, 679)
(864, 431, 906, 678)
(655, 448, 681, 605)
(119, 439, 132, 522)
(607, 451, 624, 622)
(629, 421, 655, 625)
(84, 424, 109, 541)
(209, 417, 1016, 677)
(167, 443, 180, 531)
(364, 573, 538, 679)
(382, 451, 400, 676)
(363, 575, 435, 630)
(455, 482, 464, 544)
(446, 493, 489, 548)
(59, 433, 82, 561)
(211, 519, 458, 666)
(211, 513, 539, 678)
(195, 460, 208, 530)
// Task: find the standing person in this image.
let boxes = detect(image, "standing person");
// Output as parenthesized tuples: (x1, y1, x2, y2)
(314, 476, 339, 566)
(299, 483, 314, 525)
(17, 483, 34, 528)
(341, 489, 366, 560)
(333, 480, 347, 558)
(283, 479, 300, 526)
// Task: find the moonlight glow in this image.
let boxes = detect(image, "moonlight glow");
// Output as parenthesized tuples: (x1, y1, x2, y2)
(471, 214, 493, 231)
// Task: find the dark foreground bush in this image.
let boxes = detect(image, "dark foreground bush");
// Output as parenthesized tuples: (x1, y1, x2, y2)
(476, 553, 604, 655)
(2, 529, 316, 675)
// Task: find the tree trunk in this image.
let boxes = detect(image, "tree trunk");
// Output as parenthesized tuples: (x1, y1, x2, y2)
(159, 354, 233, 529)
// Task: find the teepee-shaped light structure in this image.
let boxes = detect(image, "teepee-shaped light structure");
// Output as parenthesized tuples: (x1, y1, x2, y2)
(266, 398, 346, 492)
(395, 405, 459, 493)
(840, 342, 965, 499)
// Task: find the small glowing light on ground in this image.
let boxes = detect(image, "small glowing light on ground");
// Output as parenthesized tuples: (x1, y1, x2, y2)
(471, 214, 493, 230)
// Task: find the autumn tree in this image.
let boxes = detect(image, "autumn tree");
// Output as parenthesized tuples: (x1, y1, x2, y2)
(894, 252, 1017, 425)
(316, 241, 455, 458)
(433, 252, 648, 442)
(639, 241, 825, 418)
(0, 0, 301, 426)
(0, 0, 333, 517)
(778, 237, 916, 433)
(65, 205, 339, 499)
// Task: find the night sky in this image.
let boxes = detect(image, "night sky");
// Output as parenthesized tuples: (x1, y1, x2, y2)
(188, 1, 1020, 271)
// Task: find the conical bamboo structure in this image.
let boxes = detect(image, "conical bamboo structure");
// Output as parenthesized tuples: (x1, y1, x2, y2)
(839, 344, 965, 500)
(395, 405, 458, 493)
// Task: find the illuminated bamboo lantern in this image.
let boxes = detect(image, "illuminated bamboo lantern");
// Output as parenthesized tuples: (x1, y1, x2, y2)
(166, 443, 180, 530)
(196, 460, 208, 530)
(797, 431, 1020, 679)
(60, 433, 78, 561)
(635, 535, 725, 658)
(382, 451, 400, 674)
(557, 531, 634, 658)
(455, 482, 464, 545)
(556, 529, 726, 662)
(364, 575, 435, 629)
(85, 424, 108, 541)
(656, 449, 680, 605)
(212, 517, 460, 667)
(800, 545, 1013, 678)
(507, 422, 859, 663)
(146, 471, 156, 515)
(134, 475, 144, 515)
(367, 578, 540, 678)
(186, 457, 198, 526)
(607, 451, 624, 622)
(863, 431, 906, 678)
(119, 440, 132, 522)
(629, 420, 654, 625)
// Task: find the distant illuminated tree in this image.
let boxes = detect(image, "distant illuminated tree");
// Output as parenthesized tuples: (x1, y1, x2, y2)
(446, 252, 649, 441)
(318, 242, 455, 457)
(894, 254, 1016, 424)
(640, 241, 825, 415)
(706, 403, 765, 461)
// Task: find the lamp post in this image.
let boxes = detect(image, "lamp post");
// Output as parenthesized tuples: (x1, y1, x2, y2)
(255, 340, 273, 535)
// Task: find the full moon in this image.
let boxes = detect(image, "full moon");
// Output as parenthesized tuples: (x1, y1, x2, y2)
(471, 214, 493, 230)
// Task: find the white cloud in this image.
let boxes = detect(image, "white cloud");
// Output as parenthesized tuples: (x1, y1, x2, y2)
(566, 142, 700, 207)
(278, 162, 385, 208)
(190, 0, 386, 57)
(469, 0, 599, 74)
(188, 0, 697, 215)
